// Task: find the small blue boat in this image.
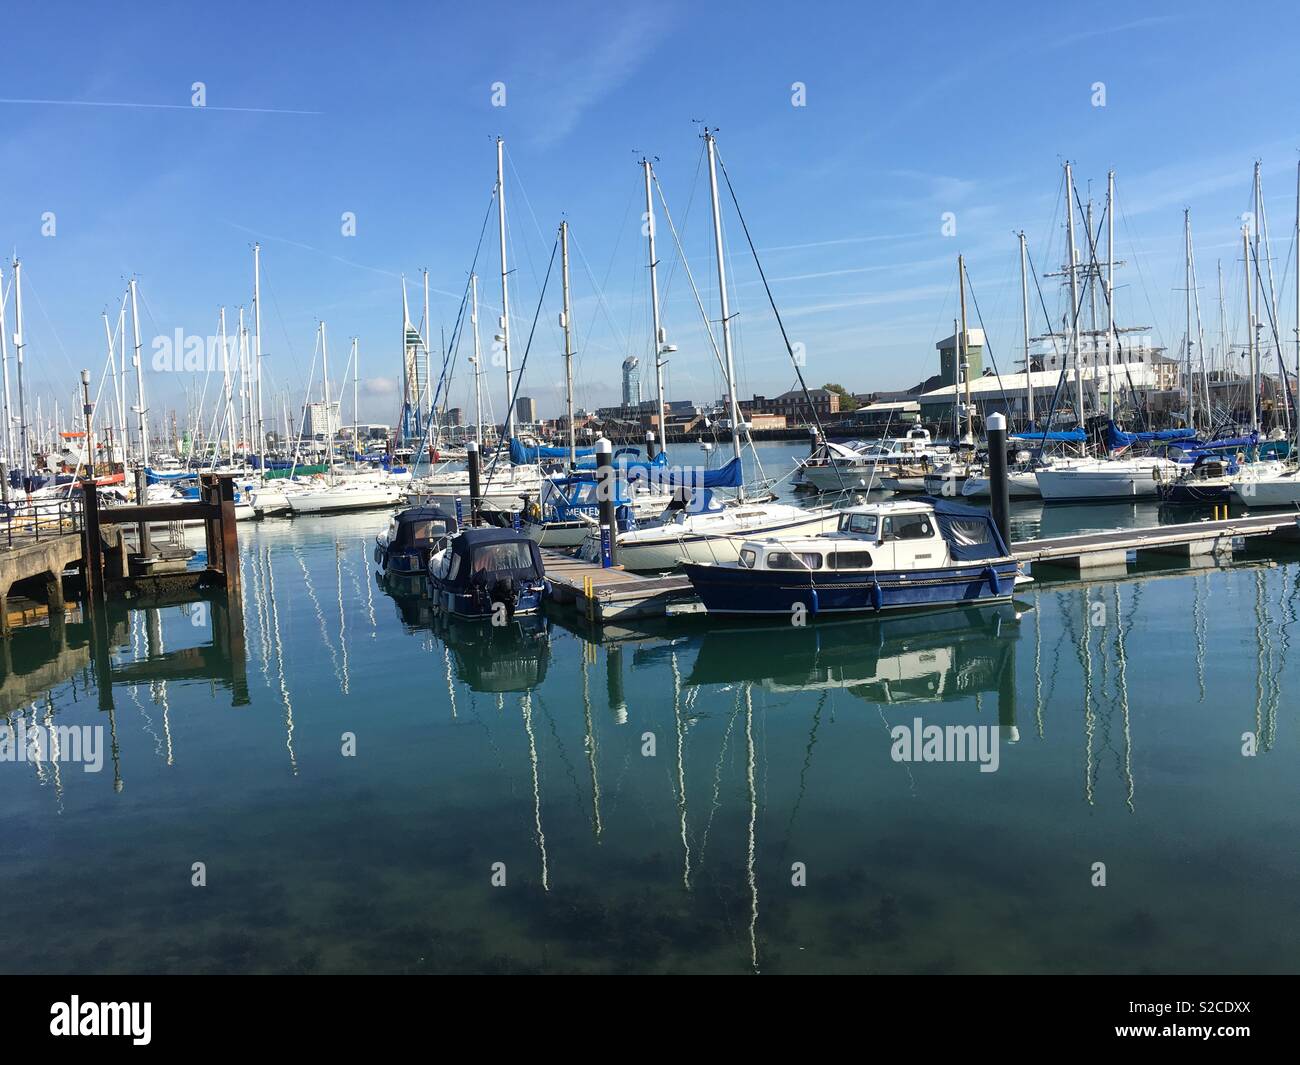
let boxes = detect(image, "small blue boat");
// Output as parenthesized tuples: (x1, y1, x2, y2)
(427, 527, 548, 619)
(375, 506, 459, 575)
(682, 496, 1023, 618)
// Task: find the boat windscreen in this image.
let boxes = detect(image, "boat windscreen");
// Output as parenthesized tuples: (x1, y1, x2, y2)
(469, 541, 540, 575)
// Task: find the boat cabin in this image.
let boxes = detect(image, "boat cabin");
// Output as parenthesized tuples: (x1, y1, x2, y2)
(376, 506, 459, 574)
(428, 527, 548, 619)
(735, 497, 1010, 574)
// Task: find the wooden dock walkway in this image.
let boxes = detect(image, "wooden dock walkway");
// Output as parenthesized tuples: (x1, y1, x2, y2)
(1014, 512, 1300, 569)
(541, 511, 1300, 622)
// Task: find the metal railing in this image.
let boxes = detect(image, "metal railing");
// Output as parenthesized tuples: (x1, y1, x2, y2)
(2, 494, 85, 548)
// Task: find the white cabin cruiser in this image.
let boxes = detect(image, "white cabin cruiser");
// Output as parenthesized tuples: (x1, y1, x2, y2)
(576, 487, 840, 572)
(681, 496, 1024, 616)
(798, 429, 950, 493)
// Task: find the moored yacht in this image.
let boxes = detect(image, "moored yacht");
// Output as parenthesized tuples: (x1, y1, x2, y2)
(576, 487, 841, 572)
(427, 527, 548, 619)
(798, 428, 950, 493)
(681, 497, 1023, 616)
(1229, 463, 1300, 507)
(1034, 455, 1179, 501)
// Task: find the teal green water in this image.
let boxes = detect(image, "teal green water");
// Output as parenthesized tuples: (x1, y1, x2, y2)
(1, 448, 1298, 974)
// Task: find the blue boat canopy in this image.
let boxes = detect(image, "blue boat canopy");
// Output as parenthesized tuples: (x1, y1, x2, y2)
(918, 495, 1010, 562)
(1106, 423, 1198, 449)
(510, 437, 599, 464)
(1010, 428, 1086, 443)
(442, 528, 544, 591)
(627, 456, 744, 489)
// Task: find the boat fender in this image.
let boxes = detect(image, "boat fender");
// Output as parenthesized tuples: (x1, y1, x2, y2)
(985, 567, 1003, 596)
(870, 580, 883, 612)
(808, 587, 819, 615)
(374, 545, 383, 566)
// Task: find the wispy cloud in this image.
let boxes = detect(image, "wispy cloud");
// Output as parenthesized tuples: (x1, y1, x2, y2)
(0, 96, 320, 115)
(522, 9, 674, 146)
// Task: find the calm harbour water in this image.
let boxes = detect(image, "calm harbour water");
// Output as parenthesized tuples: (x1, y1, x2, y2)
(2, 444, 1298, 974)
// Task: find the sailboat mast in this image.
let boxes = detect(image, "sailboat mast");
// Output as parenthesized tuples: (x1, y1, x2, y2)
(1244, 226, 1258, 433)
(1295, 160, 1300, 441)
(1106, 171, 1116, 421)
(951, 317, 960, 442)
(1019, 232, 1032, 427)
(958, 254, 972, 443)
(703, 130, 744, 492)
(1064, 162, 1085, 430)
(470, 274, 484, 447)
(559, 221, 576, 469)
(1217, 260, 1227, 378)
(116, 298, 128, 456)
(643, 158, 667, 449)
(130, 276, 148, 469)
(351, 337, 359, 459)
(219, 307, 234, 459)
(11, 260, 28, 477)
(321, 321, 334, 472)
(496, 137, 515, 440)
(1184, 210, 1194, 428)
(0, 265, 12, 466)
(423, 268, 433, 446)
(253, 242, 264, 462)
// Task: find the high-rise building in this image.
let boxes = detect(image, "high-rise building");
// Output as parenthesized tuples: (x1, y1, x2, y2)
(622, 356, 641, 407)
(303, 401, 341, 440)
(515, 396, 537, 423)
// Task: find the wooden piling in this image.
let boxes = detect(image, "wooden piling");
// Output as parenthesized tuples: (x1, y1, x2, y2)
(80, 479, 104, 604)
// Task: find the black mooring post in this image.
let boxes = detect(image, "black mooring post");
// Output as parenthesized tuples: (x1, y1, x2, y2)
(645, 430, 658, 461)
(466, 440, 481, 527)
(987, 412, 1011, 549)
(595, 437, 617, 568)
(809, 425, 820, 456)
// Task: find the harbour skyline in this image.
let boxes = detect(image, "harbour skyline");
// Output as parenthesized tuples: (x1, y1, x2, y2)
(3, 1, 1300, 430)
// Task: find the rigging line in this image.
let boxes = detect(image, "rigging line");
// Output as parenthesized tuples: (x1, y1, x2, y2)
(713, 145, 835, 476)
(482, 238, 559, 484)
(654, 147, 706, 341)
(571, 227, 631, 358)
(653, 174, 732, 388)
(1025, 242, 1074, 432)
(1249, 239, 1294, 427)
(503, 145, 553, 331)
(405, 186, 497, 464)
(962, 263, 1009, 408)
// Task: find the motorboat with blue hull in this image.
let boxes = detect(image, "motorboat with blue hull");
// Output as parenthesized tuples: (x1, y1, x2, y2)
(375, 505, 458, 576)
(682, 496, 1022, 618)
(427, 527, 549, 620)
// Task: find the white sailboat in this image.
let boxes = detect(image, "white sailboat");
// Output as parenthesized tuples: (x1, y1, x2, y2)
(286, 330, 402, 515)
(575, 130, 837, 572)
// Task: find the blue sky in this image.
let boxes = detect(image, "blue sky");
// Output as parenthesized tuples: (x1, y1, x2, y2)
(2, 0, 1299, 430)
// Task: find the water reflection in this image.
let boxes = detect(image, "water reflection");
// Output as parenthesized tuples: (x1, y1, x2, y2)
(4, 514, 1299, 974)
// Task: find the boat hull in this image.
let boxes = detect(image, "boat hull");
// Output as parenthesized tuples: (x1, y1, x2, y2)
(286, 483, 403, 514)
(961, 471, 1041, 499)
(1157, 479, 1234, 505)
(594, 509, 843, 572)
(800, 464, 885, 492)
(1230, 474, 1300, 507)
(682, 558, 1020, 616)
(1035, 463, 1170, 501)
(427, 581, 546, 620)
